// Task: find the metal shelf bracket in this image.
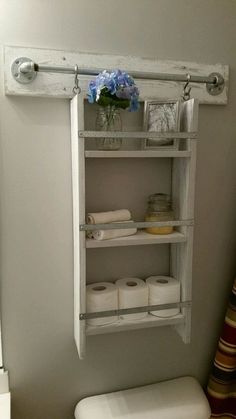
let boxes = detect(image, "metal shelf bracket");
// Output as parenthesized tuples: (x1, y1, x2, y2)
(11, 57, 37, 84)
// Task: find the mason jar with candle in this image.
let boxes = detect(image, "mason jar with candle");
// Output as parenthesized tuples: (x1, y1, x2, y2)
(145, 193, 174, 235)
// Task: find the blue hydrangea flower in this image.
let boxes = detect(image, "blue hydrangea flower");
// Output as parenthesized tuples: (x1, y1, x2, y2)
(87, 80, 97, 103)
(87, 69, 139, 111)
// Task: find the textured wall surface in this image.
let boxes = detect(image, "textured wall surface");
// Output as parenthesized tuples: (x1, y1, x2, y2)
(0, 1, 236, 418)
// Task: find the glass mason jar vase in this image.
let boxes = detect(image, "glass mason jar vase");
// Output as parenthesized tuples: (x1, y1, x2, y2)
(145, 193, 174, 235)
(95, 106, 122, 150)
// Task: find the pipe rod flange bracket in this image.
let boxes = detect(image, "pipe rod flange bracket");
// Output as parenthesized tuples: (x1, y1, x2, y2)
(11, 57, 37, 84)
(206, 72, 225, 96)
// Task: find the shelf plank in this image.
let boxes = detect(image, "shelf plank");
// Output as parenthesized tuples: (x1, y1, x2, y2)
(79, 130, 197, 139)
(85, 150, 191, 158)
(86, 230, 186, 248)
(86, 313, 185, 335)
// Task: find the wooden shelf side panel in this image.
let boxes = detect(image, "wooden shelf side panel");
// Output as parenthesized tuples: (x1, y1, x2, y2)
(171, 98, 198, 343)
(71, 94, 87, 359)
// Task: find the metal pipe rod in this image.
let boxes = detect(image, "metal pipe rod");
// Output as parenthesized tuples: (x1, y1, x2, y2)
(12, 57, 225, 94)
(79, 301, 191, 320)
(19, 61, 219, 85)
(80, 220, 194, 231)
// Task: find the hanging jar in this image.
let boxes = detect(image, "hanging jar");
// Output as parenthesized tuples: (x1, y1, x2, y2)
(95, 105, 122, 150)
(145, 193, 174, 235)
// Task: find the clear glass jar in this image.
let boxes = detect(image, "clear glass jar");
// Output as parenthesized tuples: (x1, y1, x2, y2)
(145, 193, 174, 235)
(95, 106, 122, 150)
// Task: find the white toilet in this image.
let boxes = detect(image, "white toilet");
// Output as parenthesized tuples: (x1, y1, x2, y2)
(75, 376, 211, 419)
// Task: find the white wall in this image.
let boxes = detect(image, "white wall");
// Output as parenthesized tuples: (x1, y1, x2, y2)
(0, 1, 236, 418)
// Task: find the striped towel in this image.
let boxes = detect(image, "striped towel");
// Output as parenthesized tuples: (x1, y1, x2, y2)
(207, 279, 236, 418)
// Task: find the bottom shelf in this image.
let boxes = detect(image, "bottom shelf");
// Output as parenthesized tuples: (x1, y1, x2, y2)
(86, 312, 185, 336)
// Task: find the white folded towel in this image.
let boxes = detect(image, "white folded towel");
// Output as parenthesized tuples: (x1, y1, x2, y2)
(92, 222, 137, 241)
(87, 209, 131, 225)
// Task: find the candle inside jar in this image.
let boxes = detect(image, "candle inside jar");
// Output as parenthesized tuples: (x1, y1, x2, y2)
(145, 193, 174, 235)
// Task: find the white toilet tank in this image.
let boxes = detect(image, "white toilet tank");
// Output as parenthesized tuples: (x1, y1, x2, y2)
(75, 376, 211, 419)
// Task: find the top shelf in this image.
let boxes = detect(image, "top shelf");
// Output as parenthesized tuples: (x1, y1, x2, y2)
(82, 130, 196, 158)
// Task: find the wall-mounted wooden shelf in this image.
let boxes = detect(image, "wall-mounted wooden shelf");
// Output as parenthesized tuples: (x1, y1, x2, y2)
(71, 92, 198, 359)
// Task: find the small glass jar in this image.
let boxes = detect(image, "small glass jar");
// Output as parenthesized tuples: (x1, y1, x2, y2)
(145, 193, 174, 235)
(95, 106, 122, 150)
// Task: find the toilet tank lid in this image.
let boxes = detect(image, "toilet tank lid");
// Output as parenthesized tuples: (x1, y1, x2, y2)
(74, 376, 211, 419)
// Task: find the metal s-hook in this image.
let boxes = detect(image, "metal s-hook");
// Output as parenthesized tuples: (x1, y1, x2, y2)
(73, 65, 81, 95)
(182, 73, 192, 101)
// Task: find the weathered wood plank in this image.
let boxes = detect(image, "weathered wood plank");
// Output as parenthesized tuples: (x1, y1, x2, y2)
(4, 45, 228, 104)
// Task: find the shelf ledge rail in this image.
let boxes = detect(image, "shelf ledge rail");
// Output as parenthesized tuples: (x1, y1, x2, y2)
(80, 220, 194, 231)
(79, 131, 197, 139)
(11, 57, 225, 96)
(80, 301, 191, 320)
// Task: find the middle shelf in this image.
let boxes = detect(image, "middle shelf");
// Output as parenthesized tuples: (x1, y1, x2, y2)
(86, 230, 186, 248)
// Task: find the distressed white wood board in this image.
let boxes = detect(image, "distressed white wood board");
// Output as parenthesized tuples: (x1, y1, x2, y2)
(4, 45, 228, 104)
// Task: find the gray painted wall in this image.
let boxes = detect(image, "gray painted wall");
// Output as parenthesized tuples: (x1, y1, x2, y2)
(0, 1, 236, 418)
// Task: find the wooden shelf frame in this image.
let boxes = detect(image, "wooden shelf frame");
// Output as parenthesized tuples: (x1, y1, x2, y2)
(71, 93, 198, 358)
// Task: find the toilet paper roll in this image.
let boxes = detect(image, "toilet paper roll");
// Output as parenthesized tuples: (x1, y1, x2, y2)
(116, 278, 148, 321)
(86, 282, 118, 326)
(146, 276, 180, 318)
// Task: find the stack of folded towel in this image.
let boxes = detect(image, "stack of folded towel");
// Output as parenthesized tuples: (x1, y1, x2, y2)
(86, 209, 137, 241)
